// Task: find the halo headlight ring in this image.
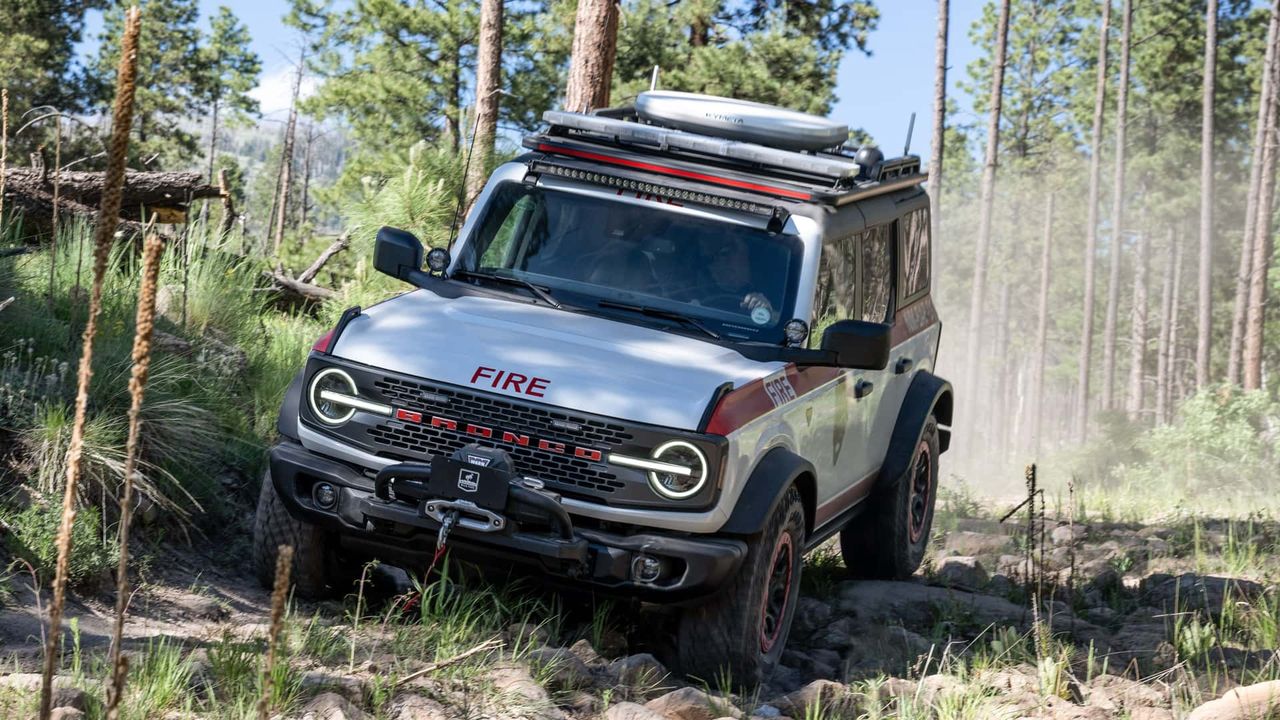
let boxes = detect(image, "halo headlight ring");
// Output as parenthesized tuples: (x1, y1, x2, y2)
(308, 368, 358, 425)
(647, 440, 708, 500)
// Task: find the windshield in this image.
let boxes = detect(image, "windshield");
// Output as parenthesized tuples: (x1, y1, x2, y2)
(457, 182, 803, 343)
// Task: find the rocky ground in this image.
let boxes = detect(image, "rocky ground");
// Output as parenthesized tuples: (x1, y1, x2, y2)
(2, 509, 1279, 719)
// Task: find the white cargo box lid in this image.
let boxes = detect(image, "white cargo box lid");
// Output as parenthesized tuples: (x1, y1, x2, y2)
(635, 91, 849, 152)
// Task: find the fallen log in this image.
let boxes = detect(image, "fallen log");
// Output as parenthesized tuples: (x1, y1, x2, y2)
(263, 269, 337, 301)
(296, 233, 349, 284)
(3, 168, 220, 207)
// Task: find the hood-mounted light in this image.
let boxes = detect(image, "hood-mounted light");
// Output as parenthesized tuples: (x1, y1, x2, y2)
(426, 247, 451, 275)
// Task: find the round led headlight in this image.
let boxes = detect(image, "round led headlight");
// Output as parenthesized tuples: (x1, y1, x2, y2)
(308, 368, 358, 425)
(648, 440, 708, 500)
(426, 247, 451, 273)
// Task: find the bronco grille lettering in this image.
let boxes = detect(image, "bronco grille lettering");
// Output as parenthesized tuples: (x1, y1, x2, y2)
(397, 409, 604, 462)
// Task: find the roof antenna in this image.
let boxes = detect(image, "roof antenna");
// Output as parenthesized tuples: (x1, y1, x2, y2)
(903, 112, 916, 156)
(650, 65, 660, 91)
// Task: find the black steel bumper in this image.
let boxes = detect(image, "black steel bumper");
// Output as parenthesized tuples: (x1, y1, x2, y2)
(268, 440, 746, 602)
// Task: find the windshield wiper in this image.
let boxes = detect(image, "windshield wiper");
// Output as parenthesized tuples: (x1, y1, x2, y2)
(596, 300, 721, 341)
(452, 270, 561, 308)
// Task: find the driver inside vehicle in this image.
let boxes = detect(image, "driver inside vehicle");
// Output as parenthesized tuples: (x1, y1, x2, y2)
(692, 235, 776, 321)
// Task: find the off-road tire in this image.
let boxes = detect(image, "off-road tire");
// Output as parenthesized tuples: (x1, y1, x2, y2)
(676, 486, 805, 687)
(252, 470, 343, 599)
(840, 415, 940, 579)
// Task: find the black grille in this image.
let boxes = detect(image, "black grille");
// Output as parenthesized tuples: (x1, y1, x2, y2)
(368, 376, 632, 495)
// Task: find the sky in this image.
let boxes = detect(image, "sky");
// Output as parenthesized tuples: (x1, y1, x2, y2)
(78, 1, 986, 160)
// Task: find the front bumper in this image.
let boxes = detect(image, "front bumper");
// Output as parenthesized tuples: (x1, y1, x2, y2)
(268, 440, 746, 602)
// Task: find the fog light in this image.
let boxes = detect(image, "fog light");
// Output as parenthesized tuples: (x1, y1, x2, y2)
(313, 482, 338, 509)
(632, 554, 664, 584)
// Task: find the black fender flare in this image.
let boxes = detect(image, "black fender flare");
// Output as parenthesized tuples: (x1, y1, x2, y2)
(276, 370, 306, 441)
(719, 446, 816, 536)
(877, 371, 953, 492)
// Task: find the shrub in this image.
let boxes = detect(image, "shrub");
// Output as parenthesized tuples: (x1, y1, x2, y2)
(2, 503, 118, 586)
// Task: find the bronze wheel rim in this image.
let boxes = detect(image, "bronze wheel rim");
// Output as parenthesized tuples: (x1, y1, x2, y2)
(759, 531, 794, 654)
(907, 440, 932, 544)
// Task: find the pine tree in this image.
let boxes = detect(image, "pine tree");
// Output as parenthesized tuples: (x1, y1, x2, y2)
(1101, 0, 1133, 411)
(92, 0, 208, 164)
(1195, 0, 1218, 388)
(1077, 0, 1111, 440)
(466, 0, 504, 207)
(929, 0, 950, 247)
(202, 7, 261, 183)
(565, 0, 619, 111)
(1244, 0, 1280, 391)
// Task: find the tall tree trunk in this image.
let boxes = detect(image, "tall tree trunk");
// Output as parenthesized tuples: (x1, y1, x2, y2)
(1245, 0, 1280, 391)
(1077, 0, 1112, 440)
(199, 99, 220, 227)
(565, 0, 620, 112)
(300, 125, 314, 231)
(961, 0, 1012, 447)
(1228, 14, 1277, 385)
(1156, 229, 1177, 424)
(1102, 0, 1133, 411)
(928, 0, 949, 250)
(1170, 239, 1185, 406)
(1127, 224, 1150, 420)
(466, 0, 504, 208)
(1196, 0, 1218, 388)
(272, 55, 304, 257)
(1031, 192, 1053, 456)
(993, 283, 1012, 462)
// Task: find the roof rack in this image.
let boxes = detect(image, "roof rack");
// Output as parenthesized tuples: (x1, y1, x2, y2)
(526, 110, 925, 207)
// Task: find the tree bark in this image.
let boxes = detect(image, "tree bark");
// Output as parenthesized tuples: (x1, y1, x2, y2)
(300, 125, 314, 232)
(928, 0, 949, 250)
(1127, 224, 1149, 420)
(961, 0, 1012, 446)
(1102, 0, 1133, 411)
(466, 0, 504, 208)
(1228, 14, 1277, 386)
(1156, 229, 1177, 424)
(565, 0, 620, 112)
(217, 168, 237, 240)
(3, 169, 219, 207)
(1031, 192, 1053, 456)
(272, 53, 305, 257)
(1195, 0, 1218, 388)
(1077, 0, 1112, 440)
(1169, 237, 1185, 405)
(1244, 0, 1280, 391)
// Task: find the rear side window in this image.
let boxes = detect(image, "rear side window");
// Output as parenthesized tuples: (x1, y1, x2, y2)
(811, 224, 893, 346)
(899, 207, 930, 303)
(860, 225, 893, 323)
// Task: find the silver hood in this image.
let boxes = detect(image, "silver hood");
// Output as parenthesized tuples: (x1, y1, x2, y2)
(330, 290, 783, 430)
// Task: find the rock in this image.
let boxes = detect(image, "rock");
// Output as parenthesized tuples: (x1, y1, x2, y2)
(386, 693, 451, 720)
(916, 674, 963, 704)
(934, 556, 990, 589)
(1084, 674, 1166, 711)
(987, 573, 1013, 598)
(771, 680, 855, 718)
(791, 597, 834, 638)
(750, 705, 782, 718)
(569, 639, 604, 666)
(596, 628, 630, 658)
(487, 663, 551, 705)
(1142, 574, 1265, 615)
(1128, 709, 1175, 720)
(51, 685, 88, 712)
(607, 702, 671, 720)
(807, 615, 859, 651)
(1187, 680, 1280, 720)
(1051, 524, 1087, 546)
(837, 579, 1025, 630)
(300, 671, 369, 705)
(842, 624, 934, 678)
(528, 646, 594, 690)
(299, 692, 370, 720)
(997, 554, 1032, 579)
(565, 691, 602, 715)
(508, 623, 552, 648)
(645, 687, 740, 720)
(943, 531, 1012, 556)
(609, 653, 669, 687)
(50, 709, 84, 720)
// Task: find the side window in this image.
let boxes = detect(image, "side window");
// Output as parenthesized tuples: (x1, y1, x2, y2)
(899, 207, 930, 302)
(480, 193, 537, 269)
(860, 225, 893, 323)
(810, 233, 858, 347)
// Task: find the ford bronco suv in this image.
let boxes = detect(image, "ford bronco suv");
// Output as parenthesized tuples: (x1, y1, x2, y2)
(253, 92, 953, 684)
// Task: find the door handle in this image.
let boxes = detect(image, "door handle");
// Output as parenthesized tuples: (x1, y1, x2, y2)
(855, 379, 875, 399)
(895, 357, 914, 375)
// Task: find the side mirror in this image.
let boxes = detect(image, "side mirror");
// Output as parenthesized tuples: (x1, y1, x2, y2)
(820, 320, 891, 370)
(374, 226, 424, 281)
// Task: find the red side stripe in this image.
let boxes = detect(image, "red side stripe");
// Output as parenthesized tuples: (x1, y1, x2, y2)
(535, 143, 813, 201)
(704, 296, 941, 436)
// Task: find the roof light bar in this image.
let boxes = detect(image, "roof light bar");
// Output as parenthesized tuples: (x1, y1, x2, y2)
(533, 160, 781, 216)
